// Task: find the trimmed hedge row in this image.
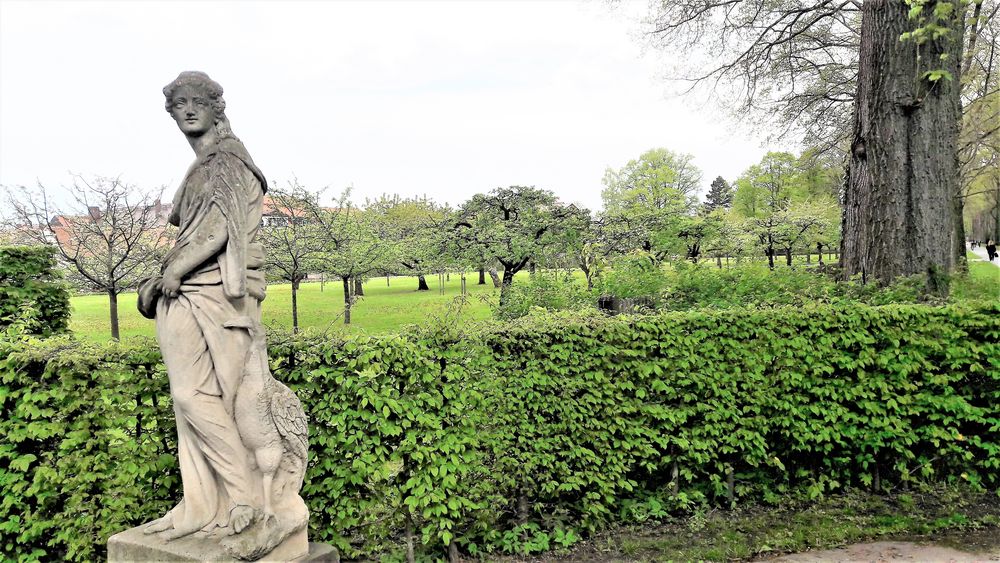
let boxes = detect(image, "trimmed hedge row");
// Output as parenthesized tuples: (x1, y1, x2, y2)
(1, 303, 997, 560)
(0, 246, 70, 336)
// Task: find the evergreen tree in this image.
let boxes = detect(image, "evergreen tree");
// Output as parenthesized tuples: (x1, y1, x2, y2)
(703, 176, 733, 212)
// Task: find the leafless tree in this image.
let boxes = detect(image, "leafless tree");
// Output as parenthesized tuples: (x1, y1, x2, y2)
(258, 181, 323, 333)
(644, 0, 862, 155)
(4, 175, 169, 340)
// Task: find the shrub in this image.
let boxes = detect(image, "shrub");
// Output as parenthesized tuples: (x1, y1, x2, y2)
(660, 261, 958, 310)
(0, 246, 71, 336)
(594, 252, 668, 304)
(1, 302, 997, 560)
(492, 271, 592, 320)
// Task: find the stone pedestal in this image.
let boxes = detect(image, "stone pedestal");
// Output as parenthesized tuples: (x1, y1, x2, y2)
(108, 525, 339, 562)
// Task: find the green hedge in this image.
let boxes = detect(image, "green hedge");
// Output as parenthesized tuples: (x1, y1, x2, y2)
(0, 246, 70, 336)
(1, 303, 997, 560)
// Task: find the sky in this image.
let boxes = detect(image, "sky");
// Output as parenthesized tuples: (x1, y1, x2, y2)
(0, 0, 774, 212)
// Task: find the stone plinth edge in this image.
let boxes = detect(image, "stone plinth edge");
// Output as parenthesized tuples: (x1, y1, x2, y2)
(108, 525, 339, 562)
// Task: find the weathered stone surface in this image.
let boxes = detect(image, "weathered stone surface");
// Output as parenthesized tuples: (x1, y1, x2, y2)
(120, 71, 316, 560)
(108, 524, 339, 562)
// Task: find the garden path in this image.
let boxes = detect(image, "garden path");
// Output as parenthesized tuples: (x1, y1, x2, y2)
(969, 245, 1000, 268)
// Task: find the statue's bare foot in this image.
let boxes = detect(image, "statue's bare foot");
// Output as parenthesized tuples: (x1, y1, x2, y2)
(143, 516, 173, 534)
(231, 505, 255, 534)
(158, 523, 201, 542)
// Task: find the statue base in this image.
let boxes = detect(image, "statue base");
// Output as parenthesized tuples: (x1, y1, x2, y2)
(108, 524, 339, 562)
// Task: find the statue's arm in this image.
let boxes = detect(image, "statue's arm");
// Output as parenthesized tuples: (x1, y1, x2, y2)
(162, 204, 228, 290)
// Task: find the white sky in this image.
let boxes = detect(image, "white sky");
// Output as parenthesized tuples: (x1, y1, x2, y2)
(0, 0, 773, 212)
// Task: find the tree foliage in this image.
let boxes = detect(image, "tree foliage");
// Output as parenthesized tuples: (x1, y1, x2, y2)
(368, 195, 452, 291)
(0, 246, 71, 336)
(308, 190, 393, 324)
(600, 148, 703, 261)
(455, 186, 586, 304)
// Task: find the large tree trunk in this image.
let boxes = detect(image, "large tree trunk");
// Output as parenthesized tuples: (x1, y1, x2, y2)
(354, 277, 364, 296)
(108, 289, 120, 341)
(478, 267, 486, 285)
(291, 279, 300, 333)
(488, 269, 501, 288)
(416, 274, 429, 291)
(842, 0, 962, 291)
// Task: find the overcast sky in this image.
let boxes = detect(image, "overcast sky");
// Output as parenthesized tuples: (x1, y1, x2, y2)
(1, 0, 775, 212)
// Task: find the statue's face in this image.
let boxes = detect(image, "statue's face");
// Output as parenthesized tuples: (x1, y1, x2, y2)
(169, 85, 215, 137)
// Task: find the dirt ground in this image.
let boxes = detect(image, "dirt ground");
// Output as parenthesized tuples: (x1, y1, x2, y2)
(764, 540, 999, 562)
(496, 534, 1000, 563)
(763, 527, 1000, 562)
(489, 491, 1000, 563)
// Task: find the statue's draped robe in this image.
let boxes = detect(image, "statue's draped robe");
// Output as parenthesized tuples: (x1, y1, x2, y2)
(155, 138, 267, 534)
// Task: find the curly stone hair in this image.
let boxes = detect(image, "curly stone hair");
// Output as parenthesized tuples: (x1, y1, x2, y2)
(162, 71, 235, 139)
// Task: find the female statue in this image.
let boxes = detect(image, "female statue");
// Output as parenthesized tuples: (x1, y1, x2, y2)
(136, 71, 309, 561)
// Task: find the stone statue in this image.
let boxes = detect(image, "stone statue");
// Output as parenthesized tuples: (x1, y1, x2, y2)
(108, 71, 331, 562)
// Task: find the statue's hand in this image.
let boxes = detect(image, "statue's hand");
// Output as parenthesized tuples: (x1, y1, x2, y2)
(137, 276, 163, 319)
(162, 271, 182, 298)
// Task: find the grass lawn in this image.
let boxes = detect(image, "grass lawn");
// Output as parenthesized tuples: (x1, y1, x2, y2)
(69, 259, 997, 342)
(954, 254, 1000, 301)
(69, 273, 512, 342)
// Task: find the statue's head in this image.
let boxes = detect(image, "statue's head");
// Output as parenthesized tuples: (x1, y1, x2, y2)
(163, 71, 234, 140)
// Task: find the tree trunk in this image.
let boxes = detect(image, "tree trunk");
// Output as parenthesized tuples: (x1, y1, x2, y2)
(580, 265, 593, 291)
(108, 289, 120, 341)
(842, 0, 962, 292)
(499, 268, 515, 306)
(818, 243, 825, 266)
(354, 277, 364, 296)
(488, 269, 501, 288)
(954, 194, 968, 273)
(478, 267, 486, 285)
(766, 246, 775, 270)
(785, 247, 793, 267)
(291, 279, 300, 333)
(404, 516, 415, 563)
(417, 274, 429, 291)
(342, 277, 352, 325)
(529, 261, 536, 275)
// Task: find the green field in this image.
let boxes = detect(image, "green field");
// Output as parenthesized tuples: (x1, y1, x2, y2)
(69, 259, 997, 341)
(69, 273, 510, 342)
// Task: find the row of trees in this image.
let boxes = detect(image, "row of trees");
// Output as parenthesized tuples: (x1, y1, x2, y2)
(0, 145, 842, 338)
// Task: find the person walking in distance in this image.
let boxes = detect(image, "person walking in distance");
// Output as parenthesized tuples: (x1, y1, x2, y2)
(987, 239, 997, 262)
